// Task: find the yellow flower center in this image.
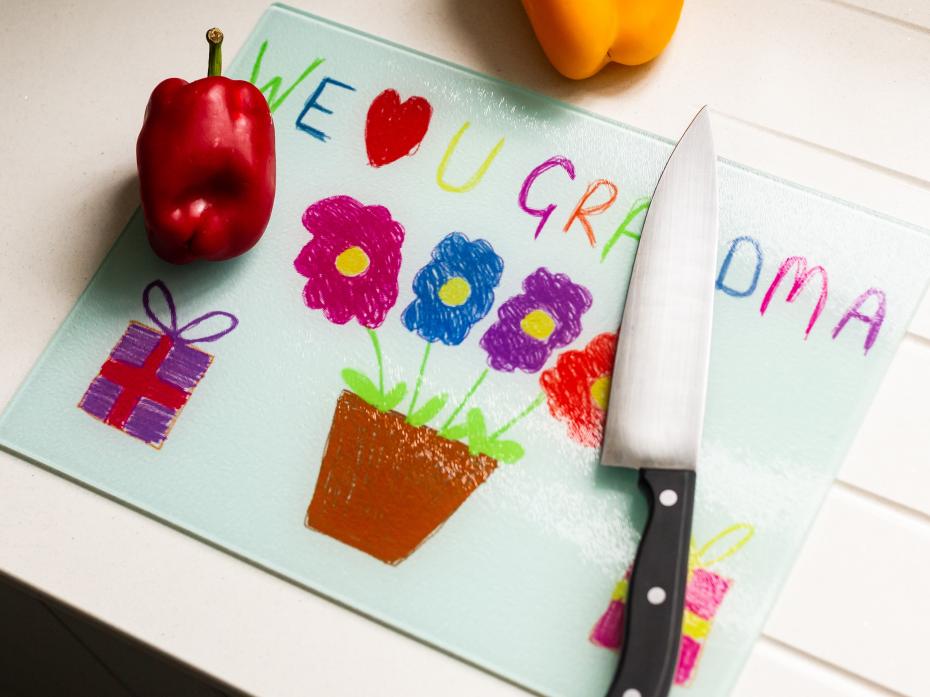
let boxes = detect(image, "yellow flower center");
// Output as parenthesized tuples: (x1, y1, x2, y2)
(520, 309, 556, 341)
(438, 276, 471, 306)
(590, 375, 611, 411)
(334, 246, 370, 277)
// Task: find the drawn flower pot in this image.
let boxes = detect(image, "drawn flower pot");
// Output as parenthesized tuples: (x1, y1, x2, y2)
(306, 390, 498, 564)
(293, 196, 596, 564)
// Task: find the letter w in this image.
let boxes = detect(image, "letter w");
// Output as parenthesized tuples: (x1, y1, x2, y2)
(759, 256, 829, 338)
(249, 40, 325, 114)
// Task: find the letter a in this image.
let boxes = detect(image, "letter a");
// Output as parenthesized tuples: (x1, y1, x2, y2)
(832, 288, 886, 355)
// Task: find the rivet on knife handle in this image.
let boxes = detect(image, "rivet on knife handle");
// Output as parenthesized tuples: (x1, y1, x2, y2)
(608, 469, 695, 697)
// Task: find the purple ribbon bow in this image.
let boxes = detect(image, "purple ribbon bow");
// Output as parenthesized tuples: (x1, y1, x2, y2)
(143, 280, 238, 345)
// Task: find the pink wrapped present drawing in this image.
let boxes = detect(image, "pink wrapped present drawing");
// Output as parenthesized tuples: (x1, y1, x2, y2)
(591, 523, 754, 687)
(78, 280, 238, 448)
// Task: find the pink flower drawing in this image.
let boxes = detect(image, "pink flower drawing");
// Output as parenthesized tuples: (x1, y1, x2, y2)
(294, 195, 405, 328)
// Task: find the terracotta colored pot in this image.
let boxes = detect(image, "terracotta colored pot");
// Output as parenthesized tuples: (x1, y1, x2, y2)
(306, 390, 498, 564)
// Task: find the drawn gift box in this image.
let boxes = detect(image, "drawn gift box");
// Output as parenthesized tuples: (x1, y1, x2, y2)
(590, 524, 754, 687)
(78, 280, 238, 448)
(306, 390, 498, 565)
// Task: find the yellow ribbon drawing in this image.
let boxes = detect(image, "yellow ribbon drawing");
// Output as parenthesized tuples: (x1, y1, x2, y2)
(611, 523, 755, 603)
(687, 523, 755, 578)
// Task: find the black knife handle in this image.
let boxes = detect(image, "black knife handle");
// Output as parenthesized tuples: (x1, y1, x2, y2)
(607, 468, 696, 697)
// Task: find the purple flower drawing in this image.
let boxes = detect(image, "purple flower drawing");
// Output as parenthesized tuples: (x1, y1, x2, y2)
(294, 195, 405, 329)
(480, 267, 593, 373)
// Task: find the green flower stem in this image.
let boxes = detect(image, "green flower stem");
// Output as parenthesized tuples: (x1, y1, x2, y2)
(440, 368, 489, 433)
(490, 393, 545, 439)
(367, 328, 384, 397)
(408, 342, 432, 415)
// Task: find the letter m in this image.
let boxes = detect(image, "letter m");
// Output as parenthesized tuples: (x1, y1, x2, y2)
(759, 256, 828, 338)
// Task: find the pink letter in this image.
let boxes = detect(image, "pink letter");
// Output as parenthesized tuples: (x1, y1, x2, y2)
(760, 256, 829, 338)
(518, 156, 576, 239)
(832, 288, 886, 355)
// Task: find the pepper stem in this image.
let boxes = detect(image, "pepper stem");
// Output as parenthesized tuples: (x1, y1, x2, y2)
(206, 28, 223, 77)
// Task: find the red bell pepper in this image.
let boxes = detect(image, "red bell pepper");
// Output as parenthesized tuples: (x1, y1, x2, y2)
(137, 28, 275, 264)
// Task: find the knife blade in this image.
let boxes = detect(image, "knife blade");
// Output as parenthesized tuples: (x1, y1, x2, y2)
(601, 107, 718, 697)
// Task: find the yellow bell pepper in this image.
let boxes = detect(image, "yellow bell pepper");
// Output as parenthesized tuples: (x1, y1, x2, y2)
(522, 0, 684, 79)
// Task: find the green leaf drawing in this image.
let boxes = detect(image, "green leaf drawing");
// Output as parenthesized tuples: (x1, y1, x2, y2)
(464, 408, 488, 448)
(407, 393, 448, 427)
(439, 406, 485, 440)
(481, 438, 525, 464)
(441, 408, 527, 463)
(341, 368, 382, 407)
(379, 382, 408, 412)
(438, 421, 470, 441)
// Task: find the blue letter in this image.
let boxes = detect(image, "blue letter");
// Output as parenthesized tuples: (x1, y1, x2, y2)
(716, 236, 763, 298)
(295, 77, 356, 142)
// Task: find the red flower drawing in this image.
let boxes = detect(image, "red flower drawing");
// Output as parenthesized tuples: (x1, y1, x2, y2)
(539, 332, 617, 447)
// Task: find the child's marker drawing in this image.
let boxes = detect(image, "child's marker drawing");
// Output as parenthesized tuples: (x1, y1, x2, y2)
(249, 39, 324, 114)
(760, 256, 829, 339)
(832, 287, 886, 354)
(295, 77, 357, 142)
(716, 235, 887, 352)
(541, 332, 618, 448)
(295, 193, 596, 562)
(436, 122, 506, 193)
(563, 178, 619, 247)
(716, 236, 763, 298)
(307, 390, 498, 565)
(591, 524, 754, 687)
(480, 268, 593, 373)
(401, 232, 504, 426)
(365, 89, 433, 167)
(519, 155, 577, 239)
(78, 281, 238, 448)
(401, 232, 503, 346)
(247, 39, 893, 356)
(600, 196, 650, 263)
(294, 195, 405, 329)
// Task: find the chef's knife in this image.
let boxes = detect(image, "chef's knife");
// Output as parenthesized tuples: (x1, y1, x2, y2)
(601, 107, 718, 697)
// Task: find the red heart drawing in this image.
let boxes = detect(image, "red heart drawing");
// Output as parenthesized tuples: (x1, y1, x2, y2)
(365, 89, 433, 168)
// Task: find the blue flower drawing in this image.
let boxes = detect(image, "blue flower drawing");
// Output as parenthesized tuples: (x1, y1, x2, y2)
(402, 233, 504, 346)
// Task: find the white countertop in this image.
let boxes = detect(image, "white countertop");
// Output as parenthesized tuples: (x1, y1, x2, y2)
(3, 1, 930, 695)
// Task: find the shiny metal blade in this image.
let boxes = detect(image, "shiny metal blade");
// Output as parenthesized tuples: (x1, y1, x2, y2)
(601, 107, 718, 471)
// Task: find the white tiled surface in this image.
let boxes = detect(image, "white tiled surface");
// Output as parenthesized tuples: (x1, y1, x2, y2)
(1, 1, 929, 695)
